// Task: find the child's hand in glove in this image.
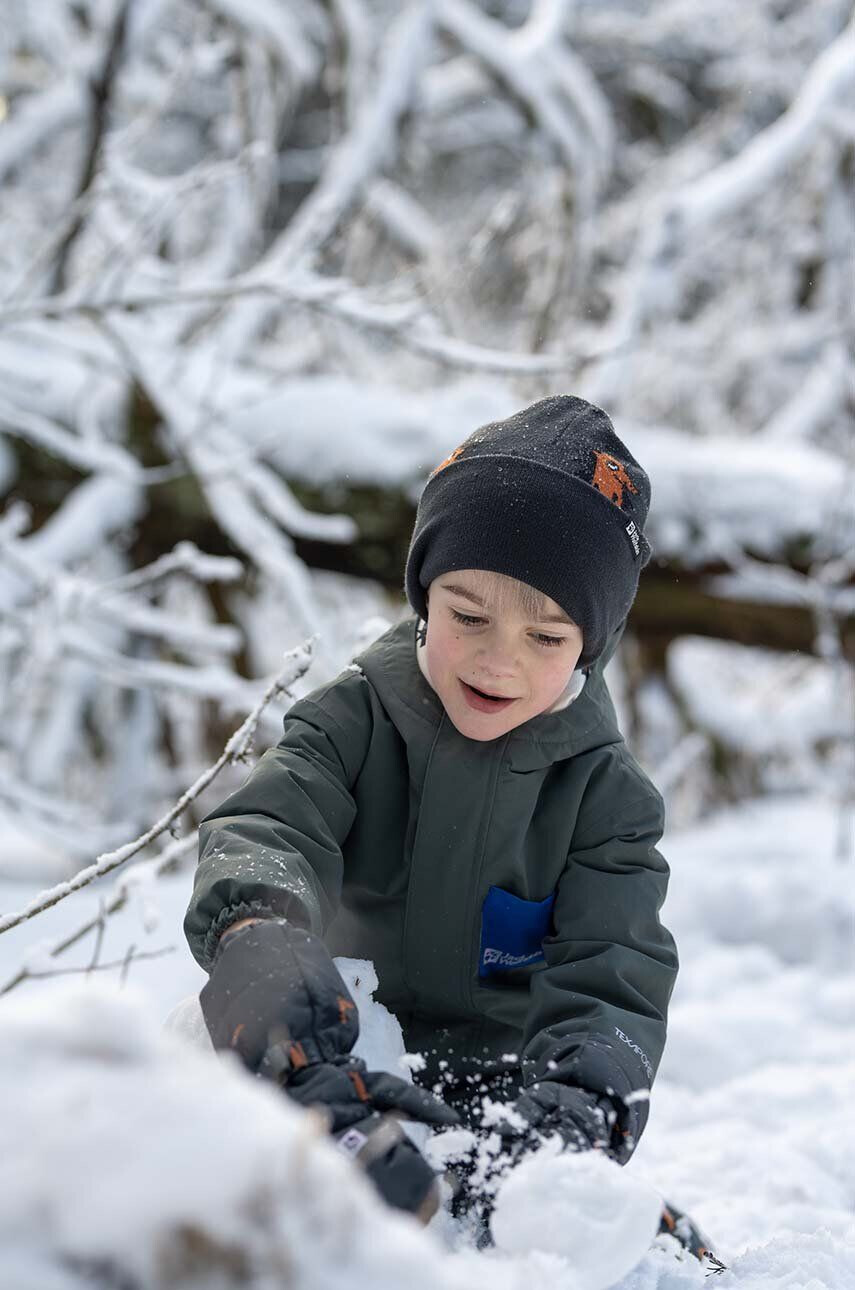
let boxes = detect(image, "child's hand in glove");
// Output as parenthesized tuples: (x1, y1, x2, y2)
(199, 918, 457, 1128)
(199, 917, 457, 1222)
(498, 1081, 620, 1160)
(286, 1055, 459, 1133)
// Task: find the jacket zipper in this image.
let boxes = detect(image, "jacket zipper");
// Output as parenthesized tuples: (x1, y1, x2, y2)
(464, 732, 510, 1013)
(400, 713, 446, 999)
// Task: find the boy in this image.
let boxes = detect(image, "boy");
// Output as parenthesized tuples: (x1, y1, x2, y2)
(185, 395, 678, 1225)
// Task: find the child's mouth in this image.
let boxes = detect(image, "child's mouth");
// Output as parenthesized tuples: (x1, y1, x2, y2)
(459, 680, 517, 713)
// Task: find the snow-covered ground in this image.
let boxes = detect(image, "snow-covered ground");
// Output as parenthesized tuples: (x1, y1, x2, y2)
(0, 792, 852, 1289)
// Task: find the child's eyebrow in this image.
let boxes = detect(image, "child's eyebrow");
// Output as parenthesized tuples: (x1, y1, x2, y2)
(440, 582, 574, 626)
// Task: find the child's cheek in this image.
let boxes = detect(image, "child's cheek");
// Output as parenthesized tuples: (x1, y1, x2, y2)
(427, 625, 465, 679)
(538, 654, 576, 704)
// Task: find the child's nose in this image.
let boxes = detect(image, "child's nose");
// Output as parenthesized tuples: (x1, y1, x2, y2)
(477, 643, 518, 677)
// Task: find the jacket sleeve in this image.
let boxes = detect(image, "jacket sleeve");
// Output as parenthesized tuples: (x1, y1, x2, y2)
(183, 671, 372, 970)
(521, 750, 678, 1147)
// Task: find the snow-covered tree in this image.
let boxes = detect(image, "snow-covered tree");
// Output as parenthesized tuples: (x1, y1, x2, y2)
(0, 0, 852, 868)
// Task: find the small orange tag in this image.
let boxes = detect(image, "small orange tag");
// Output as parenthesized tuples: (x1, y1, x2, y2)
(348, 1069, 370, 1102)
(430, 444, 465, 477)
(289, 1041, 309, 1070)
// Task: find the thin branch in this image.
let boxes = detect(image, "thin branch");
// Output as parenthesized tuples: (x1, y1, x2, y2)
(86, 901, 107, 975)
(25, 945, 175, 980)
(0, 833, 195, 997)
(0, 532, 242, 656)
(49, 0, 133, 294)
(438, 0, 586, 172)
(59, 628, 260, 704)
(0, 394, 140, 479)
(119, 942, 137, 986)
(0, 642, 313, 936)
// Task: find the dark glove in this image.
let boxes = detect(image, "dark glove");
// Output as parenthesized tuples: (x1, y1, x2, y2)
(286, 1056, 459, 1133)
(200, 917, 363, 1072)
(497, 1081, 617, 1160)
(199, 918, 458, 1129)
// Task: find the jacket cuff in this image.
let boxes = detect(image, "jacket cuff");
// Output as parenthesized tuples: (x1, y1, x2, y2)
(202, 900, 278, 970)
(523, 1029, 654, 1148)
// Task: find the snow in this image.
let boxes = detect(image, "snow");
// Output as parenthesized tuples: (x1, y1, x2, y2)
(0, 3, 853, 1285)
(668, 638, 845, 755)
(226, 375, 515, 489)
(0, 791, 852, 1288)
(633, 424, 853, 564)
(491, 1144, 663, 1288)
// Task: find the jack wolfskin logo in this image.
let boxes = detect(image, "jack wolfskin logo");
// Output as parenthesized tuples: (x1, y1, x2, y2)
(625, 520, 641, 557)
(591, 451, 638, 509)
(482, 947, 543, 970)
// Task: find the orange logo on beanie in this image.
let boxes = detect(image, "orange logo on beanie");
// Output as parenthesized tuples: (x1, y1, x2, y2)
(430, 444, 465, 477)
(591, 451, 638, 508)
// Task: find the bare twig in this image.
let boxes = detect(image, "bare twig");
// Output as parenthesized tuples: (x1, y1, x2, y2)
(87, 901, 107, 975)
(49, 0, 133, 294)
(26, 945, 175, 981)
(119, 942, 137, 987)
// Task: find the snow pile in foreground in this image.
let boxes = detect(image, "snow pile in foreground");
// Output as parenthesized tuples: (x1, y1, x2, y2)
(1, 982, 453, 1290)
(2, 980, 682, 1290)
(2, 795, 854, 1289)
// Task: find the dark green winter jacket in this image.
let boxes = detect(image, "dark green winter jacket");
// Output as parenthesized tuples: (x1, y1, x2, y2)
(184, 617, 677, 1138)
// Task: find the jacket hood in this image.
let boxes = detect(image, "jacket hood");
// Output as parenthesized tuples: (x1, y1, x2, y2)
(355, 616, 624, 771)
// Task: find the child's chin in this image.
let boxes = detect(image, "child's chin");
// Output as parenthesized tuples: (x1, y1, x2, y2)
(446, 705, 527, 741)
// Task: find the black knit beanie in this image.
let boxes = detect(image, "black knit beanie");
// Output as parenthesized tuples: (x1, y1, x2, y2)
(404, 395, 651, 669)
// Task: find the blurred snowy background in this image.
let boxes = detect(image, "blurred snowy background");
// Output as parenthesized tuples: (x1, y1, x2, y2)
(0, 2, 853, 1287)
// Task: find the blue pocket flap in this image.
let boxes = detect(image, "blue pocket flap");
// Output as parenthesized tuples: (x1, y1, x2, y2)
(479, 885, 556, 978)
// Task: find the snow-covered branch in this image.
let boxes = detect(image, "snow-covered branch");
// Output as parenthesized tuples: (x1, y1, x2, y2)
(0, 0, 850, 851)
(584, 14, 855, 407)
(0, 276, 583, 373)
(675, 18, 855, 234)
(261, 4, 432, 273)
(0, 641, 313, 936)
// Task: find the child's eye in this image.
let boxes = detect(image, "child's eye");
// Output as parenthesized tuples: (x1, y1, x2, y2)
(450, 608, 485, 628)
(449, 608, 566, 647)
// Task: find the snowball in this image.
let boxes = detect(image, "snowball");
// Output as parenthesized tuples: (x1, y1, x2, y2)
(490, 1144, 662, 1290)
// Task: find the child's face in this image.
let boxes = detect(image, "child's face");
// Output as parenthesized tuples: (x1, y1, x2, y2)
(424, 570, 584, 742)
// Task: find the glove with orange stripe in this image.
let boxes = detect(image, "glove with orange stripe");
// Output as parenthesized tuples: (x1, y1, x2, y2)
(285, 1056, 459, 1134)
(200, 918, 458, 1221)
(200, 918, 457, 1132)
